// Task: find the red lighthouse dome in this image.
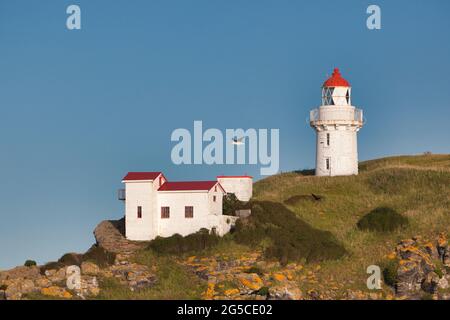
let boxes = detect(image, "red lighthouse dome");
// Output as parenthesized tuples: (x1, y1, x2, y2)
(323, 68, 350, 87)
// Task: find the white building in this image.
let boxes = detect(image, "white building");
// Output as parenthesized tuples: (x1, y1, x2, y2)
(119, 172, 241, 241)
(310, 68, 364, 176)
(217, 175, 253, 202)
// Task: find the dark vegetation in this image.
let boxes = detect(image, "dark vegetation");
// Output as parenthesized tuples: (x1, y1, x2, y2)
(222, 193, 246, 215)
(147, 228, 220, 255)
(145, 201, 347, 265)
(233, 201, 347, 265)
(357, 207, 409, 232)
(40, 245, 116, 274)
(24, 260, 37, 267)
(382, 259, 399, 287)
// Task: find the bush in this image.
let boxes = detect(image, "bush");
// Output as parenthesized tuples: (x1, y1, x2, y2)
(245, 266, 264, 276)
(40, 261, 65, 275)
(58, 253, 83, 266)
(0, 284, 8, 291)
(24, 260, 37, 267)
(382, 259, 399, 287)
(357, 207, 408, 232)
(148, 229, 220, 255)
(223, 193, 245, 215)
(233, 201, 347, 265)
(82, 245, 116, 267)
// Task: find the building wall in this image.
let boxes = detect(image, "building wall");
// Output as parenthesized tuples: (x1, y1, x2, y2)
(217, 177, 253, 201)
(157, 189, 224, 238)
(313, 105, 360, 177)
(125, 181, 156, 241)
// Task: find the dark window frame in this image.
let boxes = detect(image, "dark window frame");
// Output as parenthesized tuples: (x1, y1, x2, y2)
(161, 206, 170, 219)
(185, 206, 194, 218)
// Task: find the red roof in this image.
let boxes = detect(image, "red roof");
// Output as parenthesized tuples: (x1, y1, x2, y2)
(122, 172, 162, 181)
(158, 181, 223, 192)
(323, 68, 350, 87)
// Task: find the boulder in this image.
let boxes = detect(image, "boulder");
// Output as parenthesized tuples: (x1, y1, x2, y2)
(421, 272, 440, 295)
(81, 262, 100, 276)
(438, 277, 449, 290)
(0, 266, 40, 282)
(41, 286, 72, 299)
(268, 285, 302, 300)
(94, 219, 145, 253)
(80, 276, 100, 297)
(4, 279, 35, 300)
(236, 273, 264, 291)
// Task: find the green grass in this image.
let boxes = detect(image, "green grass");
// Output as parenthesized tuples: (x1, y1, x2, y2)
(252, 154, 450, 293)
(96, 251, 206, 300)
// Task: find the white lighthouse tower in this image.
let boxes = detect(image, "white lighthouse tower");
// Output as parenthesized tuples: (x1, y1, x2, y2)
(310, 68, 364, 176)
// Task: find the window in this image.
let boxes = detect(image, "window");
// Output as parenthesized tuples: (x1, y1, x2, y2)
(326, 158, 330, 170)
(137, 206, 142, 219)
(213, 196, 217, 202)
(326, 133, 330, 146)
(214, 186, 217, 192)
(185, 206, 194, 218)
(159, 176, 163, 187)
(161, 206, 170, 219)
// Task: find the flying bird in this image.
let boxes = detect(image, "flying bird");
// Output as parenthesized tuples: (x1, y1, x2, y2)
(232, 137, 245, 145)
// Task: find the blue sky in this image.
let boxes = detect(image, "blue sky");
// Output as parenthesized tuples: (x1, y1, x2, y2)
(0, 0, 449, 269)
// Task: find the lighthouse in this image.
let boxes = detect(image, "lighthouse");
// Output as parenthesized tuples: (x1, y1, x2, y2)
(310, 68, 364, 176)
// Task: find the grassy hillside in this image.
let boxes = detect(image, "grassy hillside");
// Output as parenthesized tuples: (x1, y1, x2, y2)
(95, 154, 449, 299)
(252, 154, 450, 293)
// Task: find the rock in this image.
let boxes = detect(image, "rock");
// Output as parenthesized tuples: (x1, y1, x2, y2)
(272, 273, 286, 282)
(421, 272, 440, 295)
(41, 286, 72, 299)
(4, 279, 36, 300)
(224, 288, 240, 297)
(237, 273, 264, 291)
(438, 277, 449, 290)
(269, 285, 302, 300)
(35, 277, 52, 288)
(47, 268, 66, 283)
(396, 260, 420, 297)
(94, 219, 145, 253)
(0, 266, 40, 282)
(81, 262, 100, 275)
(80, 276, 100, 297)
(443, 245, 450, 267)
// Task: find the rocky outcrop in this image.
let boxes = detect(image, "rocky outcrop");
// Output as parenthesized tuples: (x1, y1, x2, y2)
(393, 234, 450, 300)
(94, 218, 146, 253)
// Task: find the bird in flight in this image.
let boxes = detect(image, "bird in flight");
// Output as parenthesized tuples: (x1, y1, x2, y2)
(232, 137, 245, 145)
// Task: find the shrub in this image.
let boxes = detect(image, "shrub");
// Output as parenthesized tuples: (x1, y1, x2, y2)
(148, 229, 220, 255)
(233, 201, 347, 265)
(223, 193, 245, 215)
(0, 284, 8, 291)
(82, 245, 116, 267)
(382, 259, 399, 287)
(58, 253, 83, 266)
(24, 260, 37, 267)
(256, 286, 269, 296)
(40, 261, 65, 275)
(357, 207, 408, 232)
(245, 266, 264, 276)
